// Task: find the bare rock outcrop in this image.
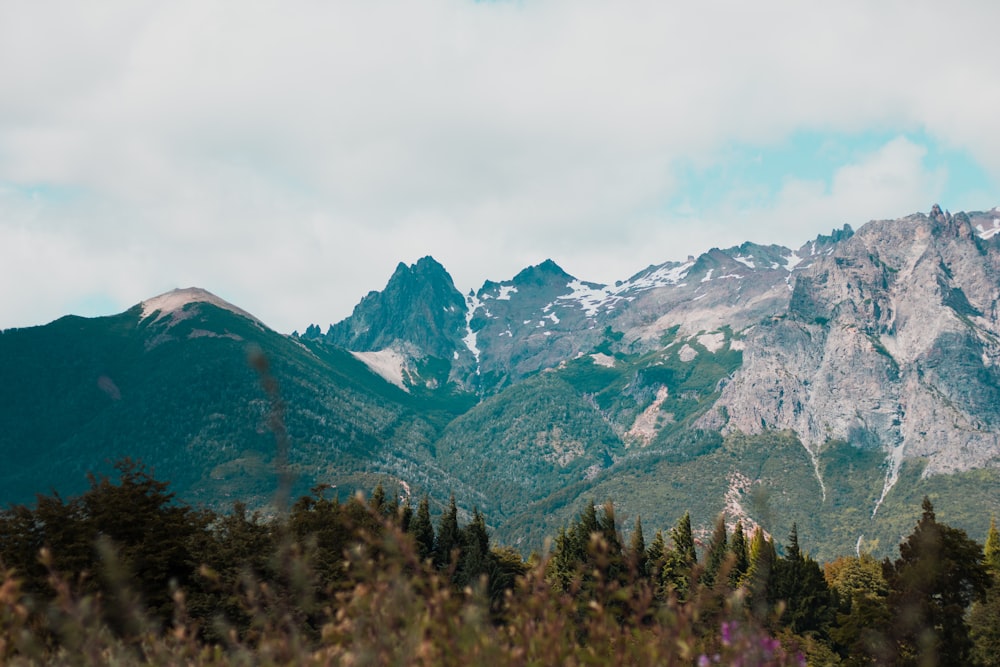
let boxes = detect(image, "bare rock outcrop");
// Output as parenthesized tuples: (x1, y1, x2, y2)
(702, 208, 1000, 506)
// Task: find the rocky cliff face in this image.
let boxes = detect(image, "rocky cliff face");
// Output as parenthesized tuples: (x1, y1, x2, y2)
(702, 207, 1000, 511)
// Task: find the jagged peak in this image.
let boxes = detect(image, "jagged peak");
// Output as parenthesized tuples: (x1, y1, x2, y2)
(414, 255, 447, 271)
(511, 259, 573, 286)
(382, 256, 458, 294)
(391, 255, 450, 277)
(139, 287, 263, 326)
(814, 223, 854, 246)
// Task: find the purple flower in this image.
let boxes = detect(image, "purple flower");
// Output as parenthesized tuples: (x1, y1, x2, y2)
(721, 621, 733, 646)
(698, 654, 711, 667)
(758, 635, 781, 657)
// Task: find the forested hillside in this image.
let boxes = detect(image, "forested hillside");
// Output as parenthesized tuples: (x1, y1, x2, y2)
(1, 464, 997, 665)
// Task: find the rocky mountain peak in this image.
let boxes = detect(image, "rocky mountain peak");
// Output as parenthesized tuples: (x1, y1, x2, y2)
(511, 259, 573, 287)
(324, 255, 467, 361)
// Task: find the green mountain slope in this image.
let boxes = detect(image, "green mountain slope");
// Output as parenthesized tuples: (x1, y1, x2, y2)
(0, 292, 471, 513)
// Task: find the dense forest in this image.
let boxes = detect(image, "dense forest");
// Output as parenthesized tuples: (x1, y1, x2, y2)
(1, 461, 998, 666)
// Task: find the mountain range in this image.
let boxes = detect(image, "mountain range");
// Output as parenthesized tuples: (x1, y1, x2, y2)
(2, 204, 999, 559)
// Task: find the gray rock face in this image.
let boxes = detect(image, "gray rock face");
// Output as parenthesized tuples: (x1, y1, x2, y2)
(465, 259, 606, 390)
(461, 235, 850, 390)
(703, 208, 1000, 507)
(318, 207, 1000, 501)
(608, 238, 841, 348)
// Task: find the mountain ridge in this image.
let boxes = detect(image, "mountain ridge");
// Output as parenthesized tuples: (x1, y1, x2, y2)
(2, 205, 1000, 559)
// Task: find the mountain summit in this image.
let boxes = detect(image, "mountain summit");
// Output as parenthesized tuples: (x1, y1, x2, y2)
(140, 287, 263, 326)
(324, 256, 468, 361)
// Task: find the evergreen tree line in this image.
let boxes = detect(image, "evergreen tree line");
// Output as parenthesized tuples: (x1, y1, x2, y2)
(0, 460, 998, 665)
(545, 498, 1000, 666)
(0, 461, 526, 645)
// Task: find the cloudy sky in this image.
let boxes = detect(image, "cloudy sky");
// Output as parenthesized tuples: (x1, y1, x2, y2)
(2, 1, 999, 333)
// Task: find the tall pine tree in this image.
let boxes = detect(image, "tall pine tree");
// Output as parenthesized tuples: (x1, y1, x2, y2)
(884, 497, 990, 666)
(408, 496, 435, 562)
(771, 523, 834, 639)
(629, 516, 648, 578)
(702, 513, 729, 587)
(662, 512, 697, 600)
(646, 529, 667, 583)
(729, 519, 749, 586)
(744, 526, 776, 620)
(434, 495, 460, 569)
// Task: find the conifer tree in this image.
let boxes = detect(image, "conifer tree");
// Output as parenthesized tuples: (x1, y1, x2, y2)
(662, 512, 697, 600)
(434, 495, 460, 569)
(771, 523, 833, 639)
(629, 516, 647, 577)
(549, 526, 576, 591)
(576, 502, 600, 545)
(387, 486, 401, 516)
(702, 513, 729, 587)
(597, 500, 623, 558)
(369, 483, 387, 515)
(729, 519, 749, 586)
(457, 508, 491, 586)
(409, 496, 435, 562)
(646, 529, 667, 582)
(884, 497, 990, 666)
(549, 502, 622, 592)
(744, 526, 776, 620)
(825, 554, 891, 662)
(985, 515, 1000, 574)
(786, 522, 801, 561)
(670, 511, 697, 565)
(398, 497, 413, 533)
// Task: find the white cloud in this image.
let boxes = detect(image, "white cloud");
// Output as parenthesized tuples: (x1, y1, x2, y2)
(669, 137, 947, 254)
(0, 1, 998, 331)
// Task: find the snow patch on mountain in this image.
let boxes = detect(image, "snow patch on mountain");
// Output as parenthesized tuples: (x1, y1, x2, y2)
(784, 252, 803, 271)
(975, 219, 1000, 240)
(621, 261, 695, 292)
(558, 261, 699, 317)
(496, 285, 518, 300)
(560, 280, 620, 317)
(463, 293, 482, 371)
(733, 255, 755, 269)
(351, 348, 410, 391)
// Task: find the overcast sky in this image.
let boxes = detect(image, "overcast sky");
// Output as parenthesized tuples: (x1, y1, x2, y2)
(2, 1, 999, 333)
